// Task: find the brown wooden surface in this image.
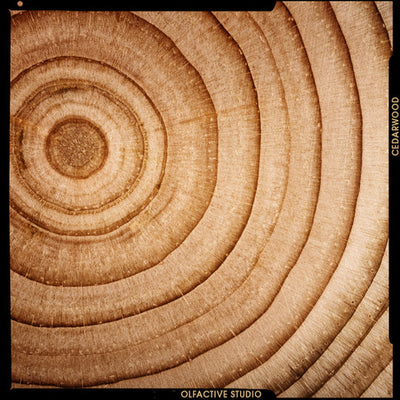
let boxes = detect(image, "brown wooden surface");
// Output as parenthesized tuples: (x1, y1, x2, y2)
(9, 3, 393, 396)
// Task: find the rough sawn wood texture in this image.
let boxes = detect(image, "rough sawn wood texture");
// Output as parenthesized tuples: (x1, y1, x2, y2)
(9, 2, 393, 396)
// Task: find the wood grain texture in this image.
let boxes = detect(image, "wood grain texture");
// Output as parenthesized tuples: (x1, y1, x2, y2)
(9, 3, 392, 396)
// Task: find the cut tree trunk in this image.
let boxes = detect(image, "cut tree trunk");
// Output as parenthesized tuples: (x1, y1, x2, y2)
(9, 3, 393, 396)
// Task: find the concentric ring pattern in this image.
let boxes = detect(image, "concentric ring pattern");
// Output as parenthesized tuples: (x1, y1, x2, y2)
(10, 2, 393, 396)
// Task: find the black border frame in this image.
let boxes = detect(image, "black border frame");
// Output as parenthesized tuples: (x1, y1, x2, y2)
(3, 1, 397, 399)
